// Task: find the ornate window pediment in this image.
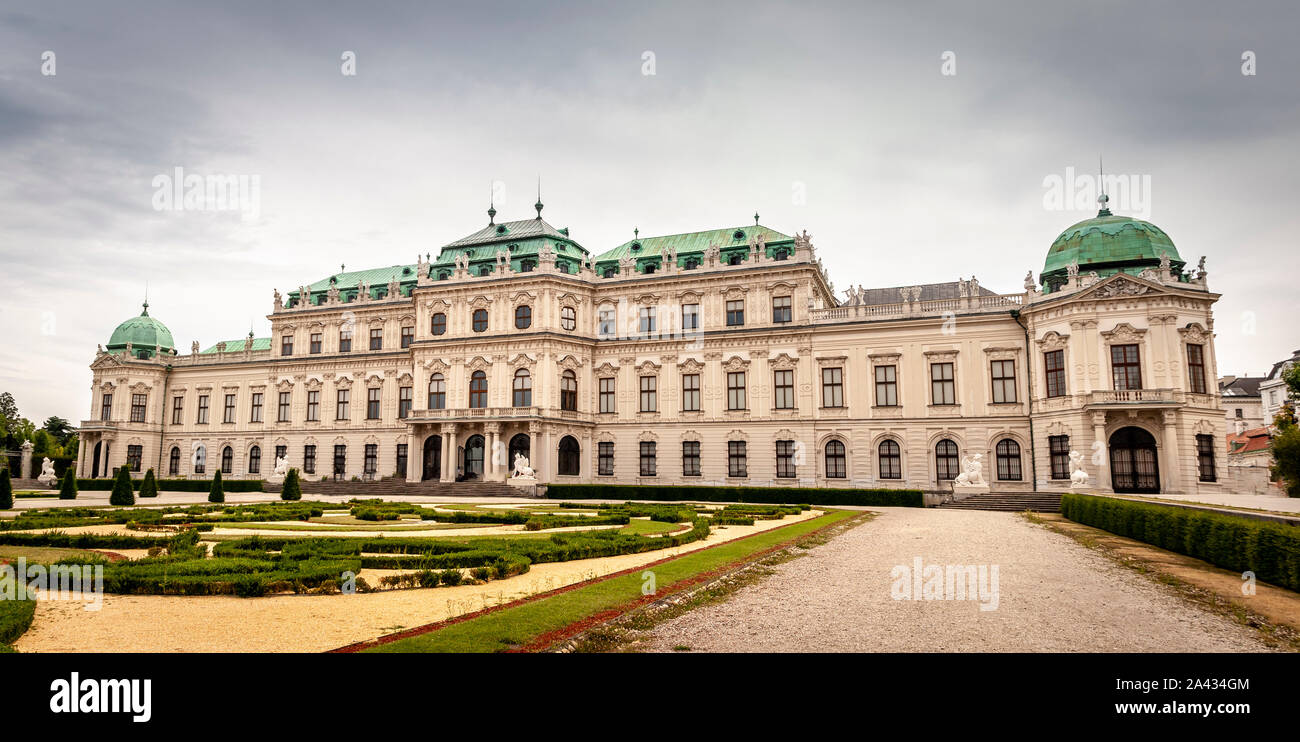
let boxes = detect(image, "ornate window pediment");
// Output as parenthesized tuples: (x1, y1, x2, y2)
(723, 355, 750, 372)
(727, 429, 749, 441)
(1100, 322, 1147, 345)
(1086, 275, 1154, 298)
(510, 353, 537, 369)
(766, 280, 797, 293)
(982, 346, 1022, 360)
(638, 430, 658, 442)
(678, 357, 704, 373)
(676, 289, 703, 302)
(276, 379, 294, 391)
(467, 355, 492, 372)
(509, 291, 537, 304)
(637, 360, 661, 375)
(397, 372, 413, 385)
(556, 291, 586, 306)
(557, 354, 584, 371)
(1036, 331, 1070, 351)
(815, 355, 847, 367)
(305, 378, 323, 390)
(869, 351, 902, 363)
(722, 285, 748, 299)
(922, 349, 959, 362)
(468, 296, 493, 310)
(1178, 322, 1212, 344)
(595, 361, 619, 375)
(365, 374, 384, 388)
(423, 358, 449, 373)
(335, 376, 353, 389)
(424, 298, 451, 311)
(769, 352, 798, 370)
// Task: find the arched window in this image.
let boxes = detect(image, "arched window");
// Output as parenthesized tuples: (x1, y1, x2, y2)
(684, 257, 699, 270)
(521, 260, 536, 273)
(728, 253, 744, 265)
(472, 308, 488, 332)
(935, 439, 959, 481)
(469, 370, 488, 408)
(643, 263, 656, 274)
(512, 368, 532, 407)
(221, 446, 234, 475)
(558, 436, 580, 476)
(509, 434, 530, 471)
(515, 305, 532, 329)
(560, 370, 578, 411)
(603, 267, 616, 278)
(428, 373, 446, 409)
(878, 440, 901, 479)
(479, 265, 492, 277)
(996, 439, 1022, 481)
(431, 312, 447, 336)
(825, 440, 847, 479)
(560, 306, 576, 331)
(773, 249, 789, 261)
(248, 445, 261, 475)
(168, 446, 180, 476)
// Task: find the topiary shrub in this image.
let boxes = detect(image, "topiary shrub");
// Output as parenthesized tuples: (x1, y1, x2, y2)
(109, 466, 135, 507)
(139, 468, 159, 498)
(0, 468, 12, 510)
(280, 468, 302, 501)
(58, 467, 78, 500)
(208, 470, 225, 503)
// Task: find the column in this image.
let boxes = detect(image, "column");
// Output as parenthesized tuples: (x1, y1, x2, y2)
(20, 440, 33, 480)
(486, 423, 500, 480)
(441, 424, 457, 483)
(1091, 412, 1107, 490)
(406, 429, 419, 483)
(1162, 410, 1181, 493)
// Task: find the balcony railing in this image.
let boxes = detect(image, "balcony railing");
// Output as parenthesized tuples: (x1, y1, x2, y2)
(1087, 389, 1179, 405)
(811, 293, 1024, 323)
(404, 407, 593, 424)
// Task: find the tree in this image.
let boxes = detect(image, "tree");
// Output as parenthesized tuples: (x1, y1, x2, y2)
(0, 468, 12, 510)
(139, 468, 159, 498)
(58, 467, 78, 500)
(32, 429, 52, 456)
(42, 416, 74, 447)
(208, 470, 225, 503)
(1269, 365, 1300, 497)
(109, 465, 134, 506)
(280, 468, 302, 501)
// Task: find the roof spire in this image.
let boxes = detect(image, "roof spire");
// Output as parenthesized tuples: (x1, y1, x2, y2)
(754, 211, 760, 226)
(142, 281, 149, 316)
(1097, 155, 1111, 216)
(534, 176, 544, 219)
(634, 227, 639, 240)
(488, 182, 497, 226)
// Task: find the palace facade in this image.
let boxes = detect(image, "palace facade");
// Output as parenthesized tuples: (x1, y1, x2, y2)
(78, 197, 1229, 495)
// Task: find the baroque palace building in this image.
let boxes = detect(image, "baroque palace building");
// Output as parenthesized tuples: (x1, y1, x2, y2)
(77, 194, 1229, 495)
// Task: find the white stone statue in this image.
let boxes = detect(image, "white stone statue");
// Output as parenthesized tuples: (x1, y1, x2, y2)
(1024, 270, 1036, 291)
(273, 289, 283, 311)
(274, 455, 289, 477)
(1069, 450, 1090, 487)
(37, 457, 58, 486)
(191, 442, 206, 471)
(953, 453, 986, 487)
(512, 452, 535, 479)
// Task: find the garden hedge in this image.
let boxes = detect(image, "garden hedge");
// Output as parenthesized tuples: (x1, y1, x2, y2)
(1061, 493, 1300, 592)
(75, 477, 264, 492)
(546, 483, 923, 508)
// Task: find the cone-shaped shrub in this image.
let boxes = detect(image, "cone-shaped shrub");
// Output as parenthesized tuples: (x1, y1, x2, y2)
(208, 470, 224, 503)
(281, 468, 302, 501)
(109, 465, 135, 506)
(58, 467, 78, 500)
(0, 468, 12, 510)
(139, 468, 159, 498)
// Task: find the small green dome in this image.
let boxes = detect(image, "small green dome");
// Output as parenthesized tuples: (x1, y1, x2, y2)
(106, 302, 175, 358)
(1041, 208, 1182, 291)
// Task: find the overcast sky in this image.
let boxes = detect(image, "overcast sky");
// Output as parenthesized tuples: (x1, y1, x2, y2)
(1, 0, 1297, 425)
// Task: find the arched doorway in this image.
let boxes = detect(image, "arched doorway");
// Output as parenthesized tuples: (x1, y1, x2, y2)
(508, 434, 530, 474)
(558, 436, 580, 476)
(462, 434, 485, 480)
(91, 441, 102, 478)
(1110, 426, 1160, 493)
(421, 435, 442, 481)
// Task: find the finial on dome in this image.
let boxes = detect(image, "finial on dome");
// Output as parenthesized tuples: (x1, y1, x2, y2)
(634, 227, 639, 240)
(488, 182, 497, 225)
(141, 300, 149, 317)
(754, 211, 760, 225)
(1097, 155, 1112, 216)
(534, 176, 543, 219)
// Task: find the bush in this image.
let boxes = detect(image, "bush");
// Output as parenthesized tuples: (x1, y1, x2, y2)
(439, 569, 464, 586)
(0, 578, 35, 648)
(1061, 494, 1300, 592)
(546, 484, 923, 508)
(58, 467, 78, 500)
(139, 468, 159, 498)
(74, 478, 265, 493)
(208, 471, 224, 503)
(281, 468, 302, 501)
(109, 466, 135, 507)
(0, 468, 11, 510)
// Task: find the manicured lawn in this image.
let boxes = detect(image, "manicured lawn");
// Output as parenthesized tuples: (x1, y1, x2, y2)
(224, 520, 498, 533)
(0, 545, 104, 562)
(364, 509, 856, 653)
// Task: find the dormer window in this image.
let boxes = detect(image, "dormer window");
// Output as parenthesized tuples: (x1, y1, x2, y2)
(496, 225, 508, 235)
(733, 230, 745, 241)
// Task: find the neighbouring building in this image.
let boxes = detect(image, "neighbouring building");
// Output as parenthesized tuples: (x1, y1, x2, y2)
(1219, 375, 1267, 433)
(1260, 348, 1300, 423)
(77, 194, 1231, 495)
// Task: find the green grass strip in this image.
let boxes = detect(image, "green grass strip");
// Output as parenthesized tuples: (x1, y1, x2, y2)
(363, 509, 854, 653)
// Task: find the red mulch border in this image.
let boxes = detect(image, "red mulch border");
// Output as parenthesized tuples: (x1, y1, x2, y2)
(328, 510, 861, 654)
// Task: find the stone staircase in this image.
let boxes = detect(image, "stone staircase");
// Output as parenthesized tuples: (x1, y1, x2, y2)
(263, 479, 525, 498)
(937, 491, 1062, 513)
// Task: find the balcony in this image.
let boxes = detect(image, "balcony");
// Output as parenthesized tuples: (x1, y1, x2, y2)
(404, 407, 594, 425)
(810, 293, 1024, 323)
(1086, 389, 1180, 406)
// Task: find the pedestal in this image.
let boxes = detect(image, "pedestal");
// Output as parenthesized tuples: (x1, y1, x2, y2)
(507, 475, 540, 497)
(950, 483, 991, 501)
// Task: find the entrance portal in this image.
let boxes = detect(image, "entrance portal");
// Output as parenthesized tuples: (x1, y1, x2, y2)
(91, 441, 102, 478)
(508, 434, 530, 475)
(1109, 426, 1160, 493)
(422, 435, 442, 481)
(463, 434, 485, 479)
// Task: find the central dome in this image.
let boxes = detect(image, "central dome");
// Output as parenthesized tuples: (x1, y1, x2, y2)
(106, 302, 175, 358)
(1040, 208, 1182, 292)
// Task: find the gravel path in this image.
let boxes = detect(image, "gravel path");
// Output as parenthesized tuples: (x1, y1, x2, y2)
(640, 508, 1277, 653)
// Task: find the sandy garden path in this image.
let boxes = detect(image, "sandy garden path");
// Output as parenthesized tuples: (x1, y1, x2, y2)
(638, 508, 1278, 653)
(13, 510, 819, 653)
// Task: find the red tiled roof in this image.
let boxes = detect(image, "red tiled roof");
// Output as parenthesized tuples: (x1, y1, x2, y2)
(1226, 427, 1272, 454)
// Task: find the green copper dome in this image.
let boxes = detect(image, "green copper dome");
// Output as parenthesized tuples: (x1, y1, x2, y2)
(1040, 206, 1182, 292)
(106, 302, 175, 358)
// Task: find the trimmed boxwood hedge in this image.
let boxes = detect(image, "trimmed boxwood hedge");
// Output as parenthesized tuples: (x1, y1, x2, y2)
(546, 483, 923, 508)
(1061, 493, 1300, 592)
(75, 478, 264, 492)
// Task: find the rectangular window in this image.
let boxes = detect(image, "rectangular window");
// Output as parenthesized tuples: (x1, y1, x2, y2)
(725, 299, 745, 326)
(250, 393, 263, 423)
(223, 393, 236, 423)
(101, 393, 113, 421)
(639, 376, 657, 412)
(303, 445, 316, 475)
(398, 386, 412, 419)
(397, 443, 408, 477)
(1049, 435, 1071, 480)
(776, 440, 796, 478)
(1187, 344, 1207, 394)
(364, 444, 378, 475)
(639, 441, 657, 476)
(367, 388, 381, 419)
(1044, 350, 1066, 398)
(599, 377, 616, 413)
(682, 441, 701, 477)
(728, 441, 747, 477)
(597, 442, 614, 476)
(682, 303, 699, 330)
(772, 296, 792, 324)
(336, 389, 350, 420)
(369, 328, 383, 351)
(338, 329, 352, 353)
(278, 391, 291, 422)
(990, 359, 1017, 404)
(306, 390, 320, 421)
(681, 374, 700, 411)
(310, 333, 322, 354)
(401, 326, 414, 349)
(333, 444, 347, 476)
(196, 395, 209, 424)
(930, 362, 955, 405)
(638, 306, 656, 335)
(171, 396, 184, 425)
(1196, 434, 1216, 481)
(598, 308, 616, 337)
(875, 365, 898, 406)
(1111, 344, 1142, 390)
(126, 444, 143, 472)
(774, 369, 795, 410)
(727, 371, 747, 410)
(130, 393, 147, 423)
(821, 367, 844, 408)
(281, 335, 293, 356)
